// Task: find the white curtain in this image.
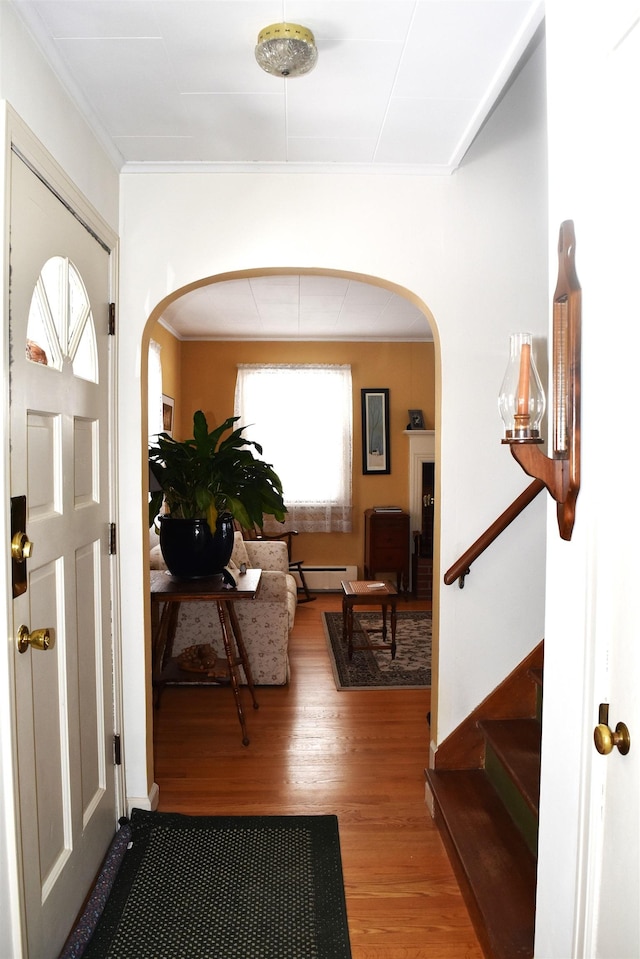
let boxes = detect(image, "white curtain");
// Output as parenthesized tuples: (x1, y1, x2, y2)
(234, 364, 353, 532)
(148, 339, 163, 440)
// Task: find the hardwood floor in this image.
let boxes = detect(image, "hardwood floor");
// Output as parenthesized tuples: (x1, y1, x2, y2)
(153, 593, 483, 959)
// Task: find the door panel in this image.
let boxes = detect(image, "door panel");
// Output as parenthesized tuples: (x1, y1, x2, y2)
(10, 153, 116, 959)
(76, 539, 107, 821)
(26, 412, 60, 518)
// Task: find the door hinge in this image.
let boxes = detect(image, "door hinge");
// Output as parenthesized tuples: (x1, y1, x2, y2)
(113, 734, 122, 766)
(108, 302, 116, 335)
(108, 523, 117, 555)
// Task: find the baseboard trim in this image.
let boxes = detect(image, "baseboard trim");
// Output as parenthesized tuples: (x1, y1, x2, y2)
(126, 782, 159, 816)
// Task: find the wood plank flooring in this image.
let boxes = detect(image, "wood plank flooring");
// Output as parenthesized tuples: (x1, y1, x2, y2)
(153, 593, 483, 959)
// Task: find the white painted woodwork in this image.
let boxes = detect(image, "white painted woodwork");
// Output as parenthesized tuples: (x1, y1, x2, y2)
(404, 429, 436, 540)
(9, 153, 116, 959)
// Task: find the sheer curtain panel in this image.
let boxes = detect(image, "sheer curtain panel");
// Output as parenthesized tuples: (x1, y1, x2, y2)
(234, 365, 353, 533)
(148, 339, 163, 439)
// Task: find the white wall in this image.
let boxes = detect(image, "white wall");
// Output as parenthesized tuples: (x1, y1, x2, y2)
(0, 5, 120, 955)
(435, 40, 549, 736)
(117, 37, 548, 805)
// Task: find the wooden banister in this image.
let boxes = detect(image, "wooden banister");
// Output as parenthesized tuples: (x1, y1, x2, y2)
(444, 479, 545, 588)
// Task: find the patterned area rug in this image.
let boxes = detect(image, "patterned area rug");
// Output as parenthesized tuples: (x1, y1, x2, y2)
(323, 610, 431, 690)
(73, 809, 351, 959)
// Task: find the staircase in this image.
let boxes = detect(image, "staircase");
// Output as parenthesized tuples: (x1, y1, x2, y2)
(426, 647, 543, 959)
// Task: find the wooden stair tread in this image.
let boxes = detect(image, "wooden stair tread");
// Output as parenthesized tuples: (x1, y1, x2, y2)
(427, 768, 536, 959)
(478, 718, 541, 816)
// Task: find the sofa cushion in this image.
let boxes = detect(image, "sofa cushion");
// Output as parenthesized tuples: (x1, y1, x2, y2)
(244, 538, 289, 575)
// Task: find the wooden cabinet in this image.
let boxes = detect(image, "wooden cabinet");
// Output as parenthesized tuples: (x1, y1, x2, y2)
(364, 509, 410, 593)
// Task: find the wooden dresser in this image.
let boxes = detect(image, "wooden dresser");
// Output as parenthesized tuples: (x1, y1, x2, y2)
(364, 509, 410, 593)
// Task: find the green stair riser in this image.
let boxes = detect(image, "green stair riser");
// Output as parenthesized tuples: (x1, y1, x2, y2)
(485, 746, 538, 857)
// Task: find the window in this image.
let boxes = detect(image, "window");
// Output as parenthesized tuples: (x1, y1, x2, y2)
(148, 339, 163, 439)
(234, 364, 352, 532)
(26, 255, 97, 381)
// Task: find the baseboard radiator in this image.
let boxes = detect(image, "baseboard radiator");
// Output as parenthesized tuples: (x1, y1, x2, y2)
(292, 565, 358, 591)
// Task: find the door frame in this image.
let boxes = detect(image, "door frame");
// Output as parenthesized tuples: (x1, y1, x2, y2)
(0, 105, 123, 957)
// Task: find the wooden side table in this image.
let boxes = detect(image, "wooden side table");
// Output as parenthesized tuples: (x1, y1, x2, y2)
(341, 580, 398, 660)
(150, 568, 261, 746)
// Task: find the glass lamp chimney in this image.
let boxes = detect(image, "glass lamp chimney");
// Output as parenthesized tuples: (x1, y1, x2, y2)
(499, 332, 545, 443)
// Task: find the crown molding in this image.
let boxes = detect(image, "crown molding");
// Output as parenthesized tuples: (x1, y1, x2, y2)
(120, 160, 455, 177)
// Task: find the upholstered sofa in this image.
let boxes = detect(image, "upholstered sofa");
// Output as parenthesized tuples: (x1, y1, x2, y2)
(150, 530, 297, 685)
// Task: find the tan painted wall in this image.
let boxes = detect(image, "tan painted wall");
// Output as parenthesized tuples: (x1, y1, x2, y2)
(160, 336, 434, 572)
(152, 324, 182, 430)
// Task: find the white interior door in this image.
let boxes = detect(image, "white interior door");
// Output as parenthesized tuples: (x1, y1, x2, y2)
(585, 16, 640, 956)
(9, 152, 117, 959)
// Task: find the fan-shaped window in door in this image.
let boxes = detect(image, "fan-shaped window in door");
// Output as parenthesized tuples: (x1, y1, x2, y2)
(26, 256, 98, 382)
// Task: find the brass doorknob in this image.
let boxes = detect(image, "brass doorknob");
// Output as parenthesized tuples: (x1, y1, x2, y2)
(594, 721, 631, 756)
(11, 531, 33, 563)
(17, 625, 55, 654)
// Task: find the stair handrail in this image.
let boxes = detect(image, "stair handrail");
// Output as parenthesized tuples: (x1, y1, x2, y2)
(444, 479, 545, 588)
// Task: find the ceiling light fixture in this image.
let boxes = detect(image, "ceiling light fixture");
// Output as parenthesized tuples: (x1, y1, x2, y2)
(255, 22, 318, 78)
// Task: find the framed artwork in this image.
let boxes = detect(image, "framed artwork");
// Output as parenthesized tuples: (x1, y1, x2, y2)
(162, 394, 175, 436)
(361, 388, 390, 474)
(408, 409, 425, 430)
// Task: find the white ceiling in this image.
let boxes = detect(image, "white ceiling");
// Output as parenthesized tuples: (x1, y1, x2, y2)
(13, 0, 543, 172)
(160, 273, 432, 340)
(12, 0, 544, 340)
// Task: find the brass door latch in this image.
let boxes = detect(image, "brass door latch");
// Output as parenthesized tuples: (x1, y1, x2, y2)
(594, 703, 630, 756)
(10, 495, 33, 598)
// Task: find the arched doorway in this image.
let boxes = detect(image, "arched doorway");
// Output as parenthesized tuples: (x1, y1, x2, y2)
(141, 266, 441, 767)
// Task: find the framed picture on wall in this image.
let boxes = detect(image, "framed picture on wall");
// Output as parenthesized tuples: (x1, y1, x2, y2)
(361, 388, 390, 474)
(162, 394, 174, 436)
(408, 409, 425, 430)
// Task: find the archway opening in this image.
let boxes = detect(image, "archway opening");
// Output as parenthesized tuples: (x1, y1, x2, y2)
(141, 265, 442, 742)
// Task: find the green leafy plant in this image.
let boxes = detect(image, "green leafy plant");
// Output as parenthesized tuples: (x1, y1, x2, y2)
(149, 411, 287, 532)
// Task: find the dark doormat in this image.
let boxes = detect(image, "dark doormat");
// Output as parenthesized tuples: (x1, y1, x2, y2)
(62, 809, 352, 959)
(323, 610, 431, 690)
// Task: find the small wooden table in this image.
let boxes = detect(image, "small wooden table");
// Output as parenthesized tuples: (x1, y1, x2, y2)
(341, 580, 398, 661)
(150, 569, 261, 746)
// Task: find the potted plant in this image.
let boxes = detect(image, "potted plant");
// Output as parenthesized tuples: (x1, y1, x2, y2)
(149, 410, 287, 578)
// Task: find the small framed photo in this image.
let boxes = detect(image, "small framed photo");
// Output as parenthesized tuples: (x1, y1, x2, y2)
(362, 389, 390, 474)
(162, 394, 175, 436)
(408, 409, 425, 430)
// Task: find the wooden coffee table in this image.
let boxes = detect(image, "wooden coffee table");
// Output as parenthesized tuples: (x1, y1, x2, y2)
(340, 580, 398, 661)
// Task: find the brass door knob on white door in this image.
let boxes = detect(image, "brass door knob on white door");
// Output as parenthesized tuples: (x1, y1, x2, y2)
(17, 625, 55, 654)
(594, 704, 631, 755)
(11, 531, 33, 563)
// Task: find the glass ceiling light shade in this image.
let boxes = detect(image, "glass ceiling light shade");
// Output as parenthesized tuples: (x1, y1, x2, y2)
(255, 23, 318, 78)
